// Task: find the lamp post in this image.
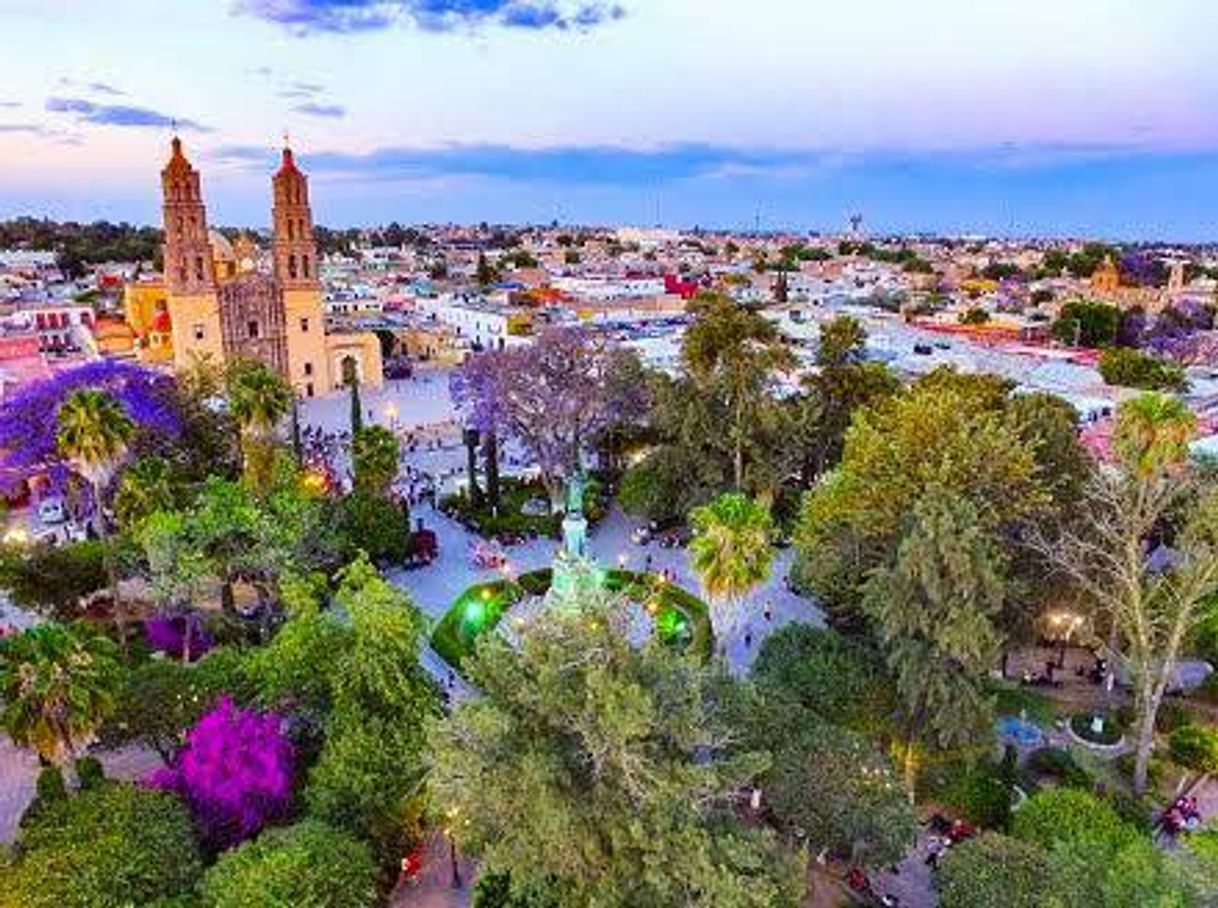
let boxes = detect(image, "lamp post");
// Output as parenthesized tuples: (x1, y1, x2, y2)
(445, 810, 462, 889)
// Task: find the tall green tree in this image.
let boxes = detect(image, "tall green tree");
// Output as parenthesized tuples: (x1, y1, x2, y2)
(226, 358, 293, 490)
(765, 720, 915, 866)
(688, 492, 776, 648)
(0, 623, 122, 766)
(57, 387, 135, 644)
(304, 556, 439, 867)
(428, 588, 806, 907)
(795, 369, 1067, 629)
(682, 294, 796, 489)
(862, 491, 1005, 792)
(351, 425, 400, 497)
(1035, 393, 1218, 796)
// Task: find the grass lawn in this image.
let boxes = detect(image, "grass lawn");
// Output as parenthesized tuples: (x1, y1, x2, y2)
(430, 568, 712, 669)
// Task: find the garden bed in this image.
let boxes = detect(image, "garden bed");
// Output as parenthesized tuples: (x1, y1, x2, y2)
(1068, 712, 1126, 749)
(430, 567, 711, 669)
(439, 476, 612, 542)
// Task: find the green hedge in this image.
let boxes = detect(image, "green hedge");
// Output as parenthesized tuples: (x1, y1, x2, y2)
(430, 568, 712, 669)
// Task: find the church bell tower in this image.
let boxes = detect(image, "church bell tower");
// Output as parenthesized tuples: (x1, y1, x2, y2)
(161, 137, 223, 368)
(272, 145, 328, 397)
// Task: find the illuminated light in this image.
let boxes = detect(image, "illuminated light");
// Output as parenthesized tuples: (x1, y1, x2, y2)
(3, 527, 29, 546)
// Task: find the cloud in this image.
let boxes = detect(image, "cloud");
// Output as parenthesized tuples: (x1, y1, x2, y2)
(233, 0, 626, 35)
(211, 142, 833, 185)
(57, 78, 126, 97)
(45, 97, 207, 131)
(0, 102, 20, 109)
(0, 124, 43, 134)
(278, 80, 325, 99)
(293, 102, 346, 118)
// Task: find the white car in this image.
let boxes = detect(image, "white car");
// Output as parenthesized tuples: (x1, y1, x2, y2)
(37, 498, 66, 525)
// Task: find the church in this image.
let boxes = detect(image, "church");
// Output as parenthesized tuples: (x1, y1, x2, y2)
(149, 136, 381, 397)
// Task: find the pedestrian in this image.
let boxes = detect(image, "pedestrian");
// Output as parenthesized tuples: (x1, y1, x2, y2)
(744, 628, 753, 648)
(925, 837, 944, 870)
(764, 603, 773, 622)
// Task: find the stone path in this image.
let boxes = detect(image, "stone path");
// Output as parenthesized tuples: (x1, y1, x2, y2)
(390, 502, 824, 682)
(390, 832, 476, 908)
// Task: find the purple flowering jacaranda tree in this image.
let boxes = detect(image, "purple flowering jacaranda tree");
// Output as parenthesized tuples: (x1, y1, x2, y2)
(0, 359, 180, 498)
(146, 696, 294, 851)
(451, 326, 647, 507)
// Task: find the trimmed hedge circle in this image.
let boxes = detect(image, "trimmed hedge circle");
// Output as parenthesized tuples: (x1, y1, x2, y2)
(431, 567, 712, 669)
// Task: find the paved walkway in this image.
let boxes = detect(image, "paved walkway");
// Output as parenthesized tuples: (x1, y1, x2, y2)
(390, 502, 823, 681)
(390, 832, 476, 908)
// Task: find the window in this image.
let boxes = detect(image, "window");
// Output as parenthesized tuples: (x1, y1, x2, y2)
(194, 256, 204, 281)
(305, 382, 314, 397)
(288, 254, 298, 280)
(304, 362, 313, 376)
(193, 324, 205, 341)
(247, 320, 259, 339)
(302, 255, 310, 278)
(299, 317, 309, 333)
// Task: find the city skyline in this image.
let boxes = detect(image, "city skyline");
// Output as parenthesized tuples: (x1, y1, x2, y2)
(2, 0, 1217, 238)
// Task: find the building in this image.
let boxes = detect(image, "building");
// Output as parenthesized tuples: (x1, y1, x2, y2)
(155, 137, 381, 397)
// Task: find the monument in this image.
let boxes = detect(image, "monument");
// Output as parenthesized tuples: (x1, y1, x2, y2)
(547, 471, 605, 606)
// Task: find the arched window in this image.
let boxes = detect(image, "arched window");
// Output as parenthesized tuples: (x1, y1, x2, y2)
(288, 254, 298, 279)
(194, 256, 205, 281)
(302, 255, 310, 278)
(287, 220, 295, 241)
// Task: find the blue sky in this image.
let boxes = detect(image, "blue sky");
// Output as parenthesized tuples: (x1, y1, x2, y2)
(1, 0, 1216, 238)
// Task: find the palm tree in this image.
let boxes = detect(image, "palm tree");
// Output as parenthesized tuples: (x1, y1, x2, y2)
(687, 492, 775, 652)
(0, 623, 122, 766)
(114, 455, 177, 531)
(227, 360, 293, 489)
(1112, 392, 1196, 477)
(57, 388, 135, 644)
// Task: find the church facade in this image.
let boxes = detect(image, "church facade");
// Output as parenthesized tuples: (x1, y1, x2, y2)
(156, 137, 381, 396)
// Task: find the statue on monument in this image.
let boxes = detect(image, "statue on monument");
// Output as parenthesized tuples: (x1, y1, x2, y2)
(564, 470, 584, 517)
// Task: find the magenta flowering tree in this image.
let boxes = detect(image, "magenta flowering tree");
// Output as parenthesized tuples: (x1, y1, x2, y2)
(451, 327, 647, 505)
(144, 611, 214, 663)
(147, 696, 294, 850)
(0, 360, 180, 493)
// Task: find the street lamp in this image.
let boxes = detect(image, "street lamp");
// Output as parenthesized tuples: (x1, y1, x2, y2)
(445, 809, 462, 889)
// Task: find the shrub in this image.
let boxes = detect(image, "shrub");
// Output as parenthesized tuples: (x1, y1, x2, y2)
(1024, 747, 1090, 789)
(4, 783, 202, 907)
(1012, 788, 1134, 853)
(147, 696, 294, 851)
(19, 765, 67, 829)
(1168, 724, 1218, 774)
(1154, 701, 1193, 734)
(959, 307, 990, 325)
(937, 833, 1054, 908)
(74, 755, 105, 790)
(941, 760, 1014, 831)
(200, 820, 378, 908)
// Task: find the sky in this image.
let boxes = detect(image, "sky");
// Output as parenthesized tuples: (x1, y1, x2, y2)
(1, 0, 1217, 238)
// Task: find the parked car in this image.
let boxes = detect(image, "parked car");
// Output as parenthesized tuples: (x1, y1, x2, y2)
(37, 497, 66, 524)
(630, 525, 652, 545)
